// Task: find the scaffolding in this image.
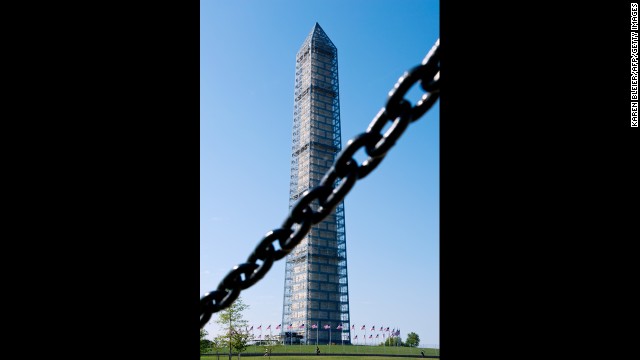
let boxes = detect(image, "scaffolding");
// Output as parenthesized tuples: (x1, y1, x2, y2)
(282, 23, 351, 345)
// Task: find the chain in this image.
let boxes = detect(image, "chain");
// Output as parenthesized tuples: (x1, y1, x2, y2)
(201, 39, 440, 328)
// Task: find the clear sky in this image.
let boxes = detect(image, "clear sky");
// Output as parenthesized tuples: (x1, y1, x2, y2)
(201, 0, 439, 347)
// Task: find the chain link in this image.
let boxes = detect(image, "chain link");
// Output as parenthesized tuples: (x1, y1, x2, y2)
(201, 39, 440, 328)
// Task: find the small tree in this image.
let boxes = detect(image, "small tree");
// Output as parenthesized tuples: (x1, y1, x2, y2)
(215, 296, 250, 360)
(201, 328, 212, 353)
(264, 334, 274, 359)
(382, 336, 404, 346)
(405, 332, 420, 347)
(231, 328, 251, 360)
(211, 337, 224, 360)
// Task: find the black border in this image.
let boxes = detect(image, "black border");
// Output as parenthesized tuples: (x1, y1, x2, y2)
(441, 3, 634, 358)
(102, 2, 201, 358)
(21, 2, 201, 358)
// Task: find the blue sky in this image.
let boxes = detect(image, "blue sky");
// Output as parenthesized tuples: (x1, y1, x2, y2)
(201, 0, 439, 347)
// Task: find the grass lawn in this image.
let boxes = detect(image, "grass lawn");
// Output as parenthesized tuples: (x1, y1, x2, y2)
(202, 344, 439, 358)
(203, 357, 433, 360)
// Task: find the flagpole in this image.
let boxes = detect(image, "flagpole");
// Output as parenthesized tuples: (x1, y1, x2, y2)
(386, 328, 389, 350)
(351, 325, 354, 347)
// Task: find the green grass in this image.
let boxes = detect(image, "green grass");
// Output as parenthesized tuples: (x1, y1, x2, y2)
(203, 357, 433, 360)
(203, 344, 439, 357)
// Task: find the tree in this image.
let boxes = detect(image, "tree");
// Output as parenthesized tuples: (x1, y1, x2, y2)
(382, 336, 404, 347)
(405, 332, 420, 347)
(215, 296, 250, 360)
(211, 337, 224, 360)
(201, 328, 212, 353)
(264, 335, 274, 360)
(231, 328, 251, 360)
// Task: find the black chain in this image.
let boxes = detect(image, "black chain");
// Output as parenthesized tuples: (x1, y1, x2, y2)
(201, 39, 440, 328)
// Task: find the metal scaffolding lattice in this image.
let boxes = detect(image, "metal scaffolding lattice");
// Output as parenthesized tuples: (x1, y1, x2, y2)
(282, 23, 351, 345)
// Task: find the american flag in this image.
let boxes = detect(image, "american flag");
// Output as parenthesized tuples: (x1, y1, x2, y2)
(385, 327, 389, 332)
(257, 335, 261, 339)
(354, 335, 358, 339)
(312, 324, 317, 329)
(323, 324, 331, 329)
(351, 325, 355, 330)
(249, 326, 253, 331)
(257, 325, 262, 330)
(361, 325, 365, 330)
(379, 326, 383, 332)
(369, 334, 373, 339)
(299, 324, 305, 329)
(288, 324, 293, 329)
(376, 334, 379, 338)
(370, 326, 375, 331)
(276, 324, 281, 330)
(336, 324, 343, 330)
(267, 325, 271, 330)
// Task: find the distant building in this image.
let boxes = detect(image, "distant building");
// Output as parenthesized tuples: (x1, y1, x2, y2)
(281, 23, 351, 345)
